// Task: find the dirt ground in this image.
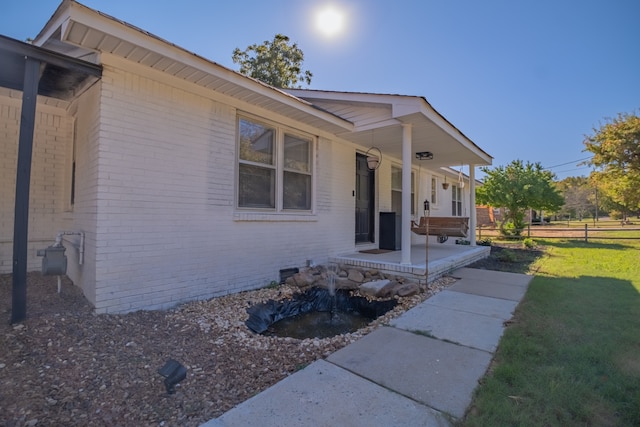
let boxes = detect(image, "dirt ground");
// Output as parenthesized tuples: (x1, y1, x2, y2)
(0, 242, 542, 426)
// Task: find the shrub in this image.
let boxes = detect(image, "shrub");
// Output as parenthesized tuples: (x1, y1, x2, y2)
(522, 238, 536, 249)
(496, 249, 517, 263)
(477, 237, 493, 246)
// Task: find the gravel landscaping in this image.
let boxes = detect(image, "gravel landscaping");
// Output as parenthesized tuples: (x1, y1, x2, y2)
(1, 242, 544, 426)
(0, 269, 454, 427)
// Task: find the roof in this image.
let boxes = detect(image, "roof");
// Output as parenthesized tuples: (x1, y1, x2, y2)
(285, 89, 493, 168)
(32, 0, 353, 136)
(29, 1, 492, 168)
(0, 34, 101, 102)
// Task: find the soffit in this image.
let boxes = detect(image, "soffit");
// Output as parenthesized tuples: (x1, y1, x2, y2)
(0, 34, 101, 101)
(34, 2, 352, 135)
(285, 90, 493, 168)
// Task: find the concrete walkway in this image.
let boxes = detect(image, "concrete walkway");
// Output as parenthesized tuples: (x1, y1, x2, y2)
(202, 268, 533, 427)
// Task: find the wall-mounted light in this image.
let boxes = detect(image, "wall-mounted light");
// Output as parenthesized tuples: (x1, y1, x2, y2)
(366, 146, 382, 170)
(415, 151, 434, 160)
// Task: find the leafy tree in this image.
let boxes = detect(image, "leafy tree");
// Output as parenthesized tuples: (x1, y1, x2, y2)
(232, 34, 313, 88)
(584, 112, 640, 172)
(477, 160, 564, 236)
(556, 176, 597, 220)
(584, 112, 640, 219)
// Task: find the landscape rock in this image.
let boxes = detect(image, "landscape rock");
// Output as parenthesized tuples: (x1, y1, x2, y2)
(347, 269, 365, 283)
(394, 283, 420, 297)
(359, 279, 393, 298)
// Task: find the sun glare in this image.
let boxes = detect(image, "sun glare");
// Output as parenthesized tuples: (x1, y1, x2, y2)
(315, 5, 346, 38)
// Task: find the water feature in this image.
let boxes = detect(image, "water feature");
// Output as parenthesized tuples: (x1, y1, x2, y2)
(246, 285, 397, 340)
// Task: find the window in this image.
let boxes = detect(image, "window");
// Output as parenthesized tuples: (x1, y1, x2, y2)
(391, 166, 415, 215)
(430, 176, 437, 205)
(452, 185, 463, 216)
(238, 117, 313, 211)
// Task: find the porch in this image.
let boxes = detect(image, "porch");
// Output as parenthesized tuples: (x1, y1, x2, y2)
(331, 243, 490, 283)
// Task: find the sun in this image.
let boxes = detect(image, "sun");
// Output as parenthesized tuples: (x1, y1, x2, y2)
(315, 5, 346, 38)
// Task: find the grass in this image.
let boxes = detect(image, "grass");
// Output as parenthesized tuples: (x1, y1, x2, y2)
(461, 237, 640, 427)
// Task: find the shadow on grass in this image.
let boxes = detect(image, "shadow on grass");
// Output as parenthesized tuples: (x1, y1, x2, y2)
(463, 274, 640, 426)
(537, 239, 633, 250)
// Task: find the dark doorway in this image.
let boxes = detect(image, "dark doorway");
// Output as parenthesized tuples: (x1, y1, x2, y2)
(355, 153, 375, 243)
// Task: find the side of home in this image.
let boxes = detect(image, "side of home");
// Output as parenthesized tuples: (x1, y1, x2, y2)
(1, 0, 492, 315)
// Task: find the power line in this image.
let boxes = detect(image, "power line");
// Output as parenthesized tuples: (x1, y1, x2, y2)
(552, 165, 592, 175)
(544, 156, 592, 170)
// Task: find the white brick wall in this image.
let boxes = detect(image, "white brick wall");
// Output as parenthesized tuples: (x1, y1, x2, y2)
(0, 92, 73, 274)
(88, 60, 363, 313)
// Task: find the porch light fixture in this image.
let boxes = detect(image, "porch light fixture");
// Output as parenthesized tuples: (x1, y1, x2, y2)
(365, 146, 382, 170)
(415, 151, 434, 160)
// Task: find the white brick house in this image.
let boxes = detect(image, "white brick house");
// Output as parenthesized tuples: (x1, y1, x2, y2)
(1, 0, 492, 314)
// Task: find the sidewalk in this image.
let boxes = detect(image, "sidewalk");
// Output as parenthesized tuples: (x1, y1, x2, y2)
(202, 268, 533, 427)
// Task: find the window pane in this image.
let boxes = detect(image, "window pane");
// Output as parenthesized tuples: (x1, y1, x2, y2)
(431, 177, 437, 204)
(284, 134, 310, 172)
(391, 166, 401, 190)
(283, 171, 311, 210)
(239, 119, 274, 165)
(239, 164, 275, 208)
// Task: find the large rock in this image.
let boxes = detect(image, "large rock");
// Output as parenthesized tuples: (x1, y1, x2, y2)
(394, 282, 420, 297)
(287, 271, 317, 288)
(347, 269, 365, 283)
(359, 279, 395, 298)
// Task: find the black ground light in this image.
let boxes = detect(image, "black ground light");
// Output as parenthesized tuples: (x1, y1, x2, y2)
(158, 359, 187, 394)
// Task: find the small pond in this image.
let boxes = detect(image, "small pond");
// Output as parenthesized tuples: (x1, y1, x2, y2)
(246, 287, 397, 340)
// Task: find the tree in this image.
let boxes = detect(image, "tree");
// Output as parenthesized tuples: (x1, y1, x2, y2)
(232, 34, 312, 88)
(584, 112, 640, 219)
(556, 176, 597, 220)
(476, 160, 564, 235)
(584, 112, 640, 173)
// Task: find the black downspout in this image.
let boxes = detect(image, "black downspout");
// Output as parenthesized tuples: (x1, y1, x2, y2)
(11, 57, 41, 323)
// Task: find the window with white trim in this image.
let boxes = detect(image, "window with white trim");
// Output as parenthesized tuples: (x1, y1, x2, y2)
(237, 116, 313, 211)
(391, 166, 415, 215)
(430, 176, 437, 205)
(452, 185, 463, 216)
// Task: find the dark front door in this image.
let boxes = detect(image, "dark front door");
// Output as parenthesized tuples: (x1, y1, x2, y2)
(355, 153, 375, 243)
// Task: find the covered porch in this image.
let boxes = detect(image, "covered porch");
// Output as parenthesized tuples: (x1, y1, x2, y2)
(331, 242, 490, 283)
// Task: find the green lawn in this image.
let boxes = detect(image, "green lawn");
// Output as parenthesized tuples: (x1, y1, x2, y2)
(462, 238, 640, 426)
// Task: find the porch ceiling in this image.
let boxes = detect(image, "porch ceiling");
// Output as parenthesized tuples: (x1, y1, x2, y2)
(0, 34, 101, 101)
(344, 114, 491, 168)
(285, 90, 493, 169)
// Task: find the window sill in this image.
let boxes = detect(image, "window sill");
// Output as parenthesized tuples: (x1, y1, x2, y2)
(233, 211, 318, 222)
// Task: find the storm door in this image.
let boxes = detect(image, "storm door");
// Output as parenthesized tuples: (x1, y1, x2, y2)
(355, 153, 375, 243)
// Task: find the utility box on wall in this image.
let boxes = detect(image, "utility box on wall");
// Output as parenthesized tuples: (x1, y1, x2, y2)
(37, 245, 67, 276)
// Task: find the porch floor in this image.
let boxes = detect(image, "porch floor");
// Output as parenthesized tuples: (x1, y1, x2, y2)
(330, 243, 490, 283)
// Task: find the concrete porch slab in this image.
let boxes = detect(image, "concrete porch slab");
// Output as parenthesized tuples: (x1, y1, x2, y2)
(327, 326, 493, 419)
(203, 359, 451, 427)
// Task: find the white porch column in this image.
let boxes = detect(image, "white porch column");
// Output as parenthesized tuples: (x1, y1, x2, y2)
(401, 124, 412, 264)
(469, 164, 477, 245)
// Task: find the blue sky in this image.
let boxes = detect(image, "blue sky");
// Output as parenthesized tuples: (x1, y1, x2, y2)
(2, 0, 639, 180)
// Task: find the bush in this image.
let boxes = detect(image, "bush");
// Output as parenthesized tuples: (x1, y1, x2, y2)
(477, 237, 493, 246)
(522, 238, 536, 249)
(496, 249, 517, 263)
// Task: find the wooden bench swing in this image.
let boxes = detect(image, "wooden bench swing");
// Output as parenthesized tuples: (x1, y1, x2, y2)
(410, 216, 470, 242)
